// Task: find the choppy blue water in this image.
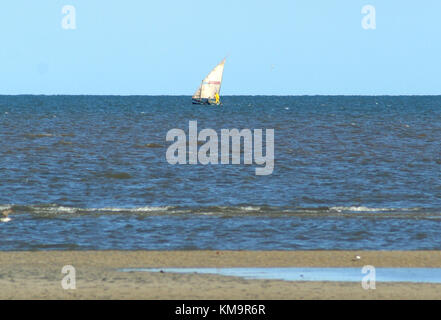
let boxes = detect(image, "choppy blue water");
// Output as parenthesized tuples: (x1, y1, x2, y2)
(1, 95, 441, 250)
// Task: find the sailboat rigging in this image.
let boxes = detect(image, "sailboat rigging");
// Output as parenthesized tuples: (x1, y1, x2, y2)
(192, 58, 226, 105)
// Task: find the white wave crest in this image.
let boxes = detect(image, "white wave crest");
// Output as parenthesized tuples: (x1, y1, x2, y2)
(239, 206, 262, 211)
(93, 206, 171, 213)
(330, 206, 395, 213)
(0, 205, 12, 211)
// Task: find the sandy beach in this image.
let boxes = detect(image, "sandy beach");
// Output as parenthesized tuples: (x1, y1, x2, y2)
(0, 250, 441, 299)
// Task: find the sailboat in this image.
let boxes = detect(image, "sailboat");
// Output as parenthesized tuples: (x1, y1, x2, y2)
(192, 58, 226, 105)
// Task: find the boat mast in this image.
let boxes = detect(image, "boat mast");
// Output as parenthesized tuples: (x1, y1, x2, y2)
(218, 58, 226, 97)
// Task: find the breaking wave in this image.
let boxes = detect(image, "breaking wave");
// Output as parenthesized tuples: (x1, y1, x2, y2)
(1, 204, 439, 218)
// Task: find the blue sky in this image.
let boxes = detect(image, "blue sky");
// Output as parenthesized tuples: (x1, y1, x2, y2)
(0, 0, 440, 95)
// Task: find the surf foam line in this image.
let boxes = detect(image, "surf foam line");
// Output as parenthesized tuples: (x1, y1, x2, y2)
(1, 204, 438, 218)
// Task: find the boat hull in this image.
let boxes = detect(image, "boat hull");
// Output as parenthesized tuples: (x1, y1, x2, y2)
(192, 98, 221, 106)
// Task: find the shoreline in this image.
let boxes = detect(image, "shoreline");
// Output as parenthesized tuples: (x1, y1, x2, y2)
(1, 250, 441, 299)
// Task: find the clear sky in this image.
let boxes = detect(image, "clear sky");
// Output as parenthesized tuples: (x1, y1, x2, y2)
(0, 0, 440, 95)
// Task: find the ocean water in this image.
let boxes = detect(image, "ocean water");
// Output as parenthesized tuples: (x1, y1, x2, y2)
(0, 95, 441, 250)
(120, 268, 441, 284)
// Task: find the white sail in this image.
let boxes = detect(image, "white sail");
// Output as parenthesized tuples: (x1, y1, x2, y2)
(193, 58, 226, 100)
(192, 84, 202, 99)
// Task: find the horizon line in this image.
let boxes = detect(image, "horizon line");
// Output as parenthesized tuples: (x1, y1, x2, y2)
(1, 94, 441, 97)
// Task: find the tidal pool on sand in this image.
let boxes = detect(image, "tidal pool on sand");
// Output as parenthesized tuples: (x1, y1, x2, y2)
(120, 267, 441, 283)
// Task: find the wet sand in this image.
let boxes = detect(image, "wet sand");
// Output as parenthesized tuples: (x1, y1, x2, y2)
(1, 251, 441, 299)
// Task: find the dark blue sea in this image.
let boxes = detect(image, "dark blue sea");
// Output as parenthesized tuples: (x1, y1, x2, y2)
(1, 95, 441, 250)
